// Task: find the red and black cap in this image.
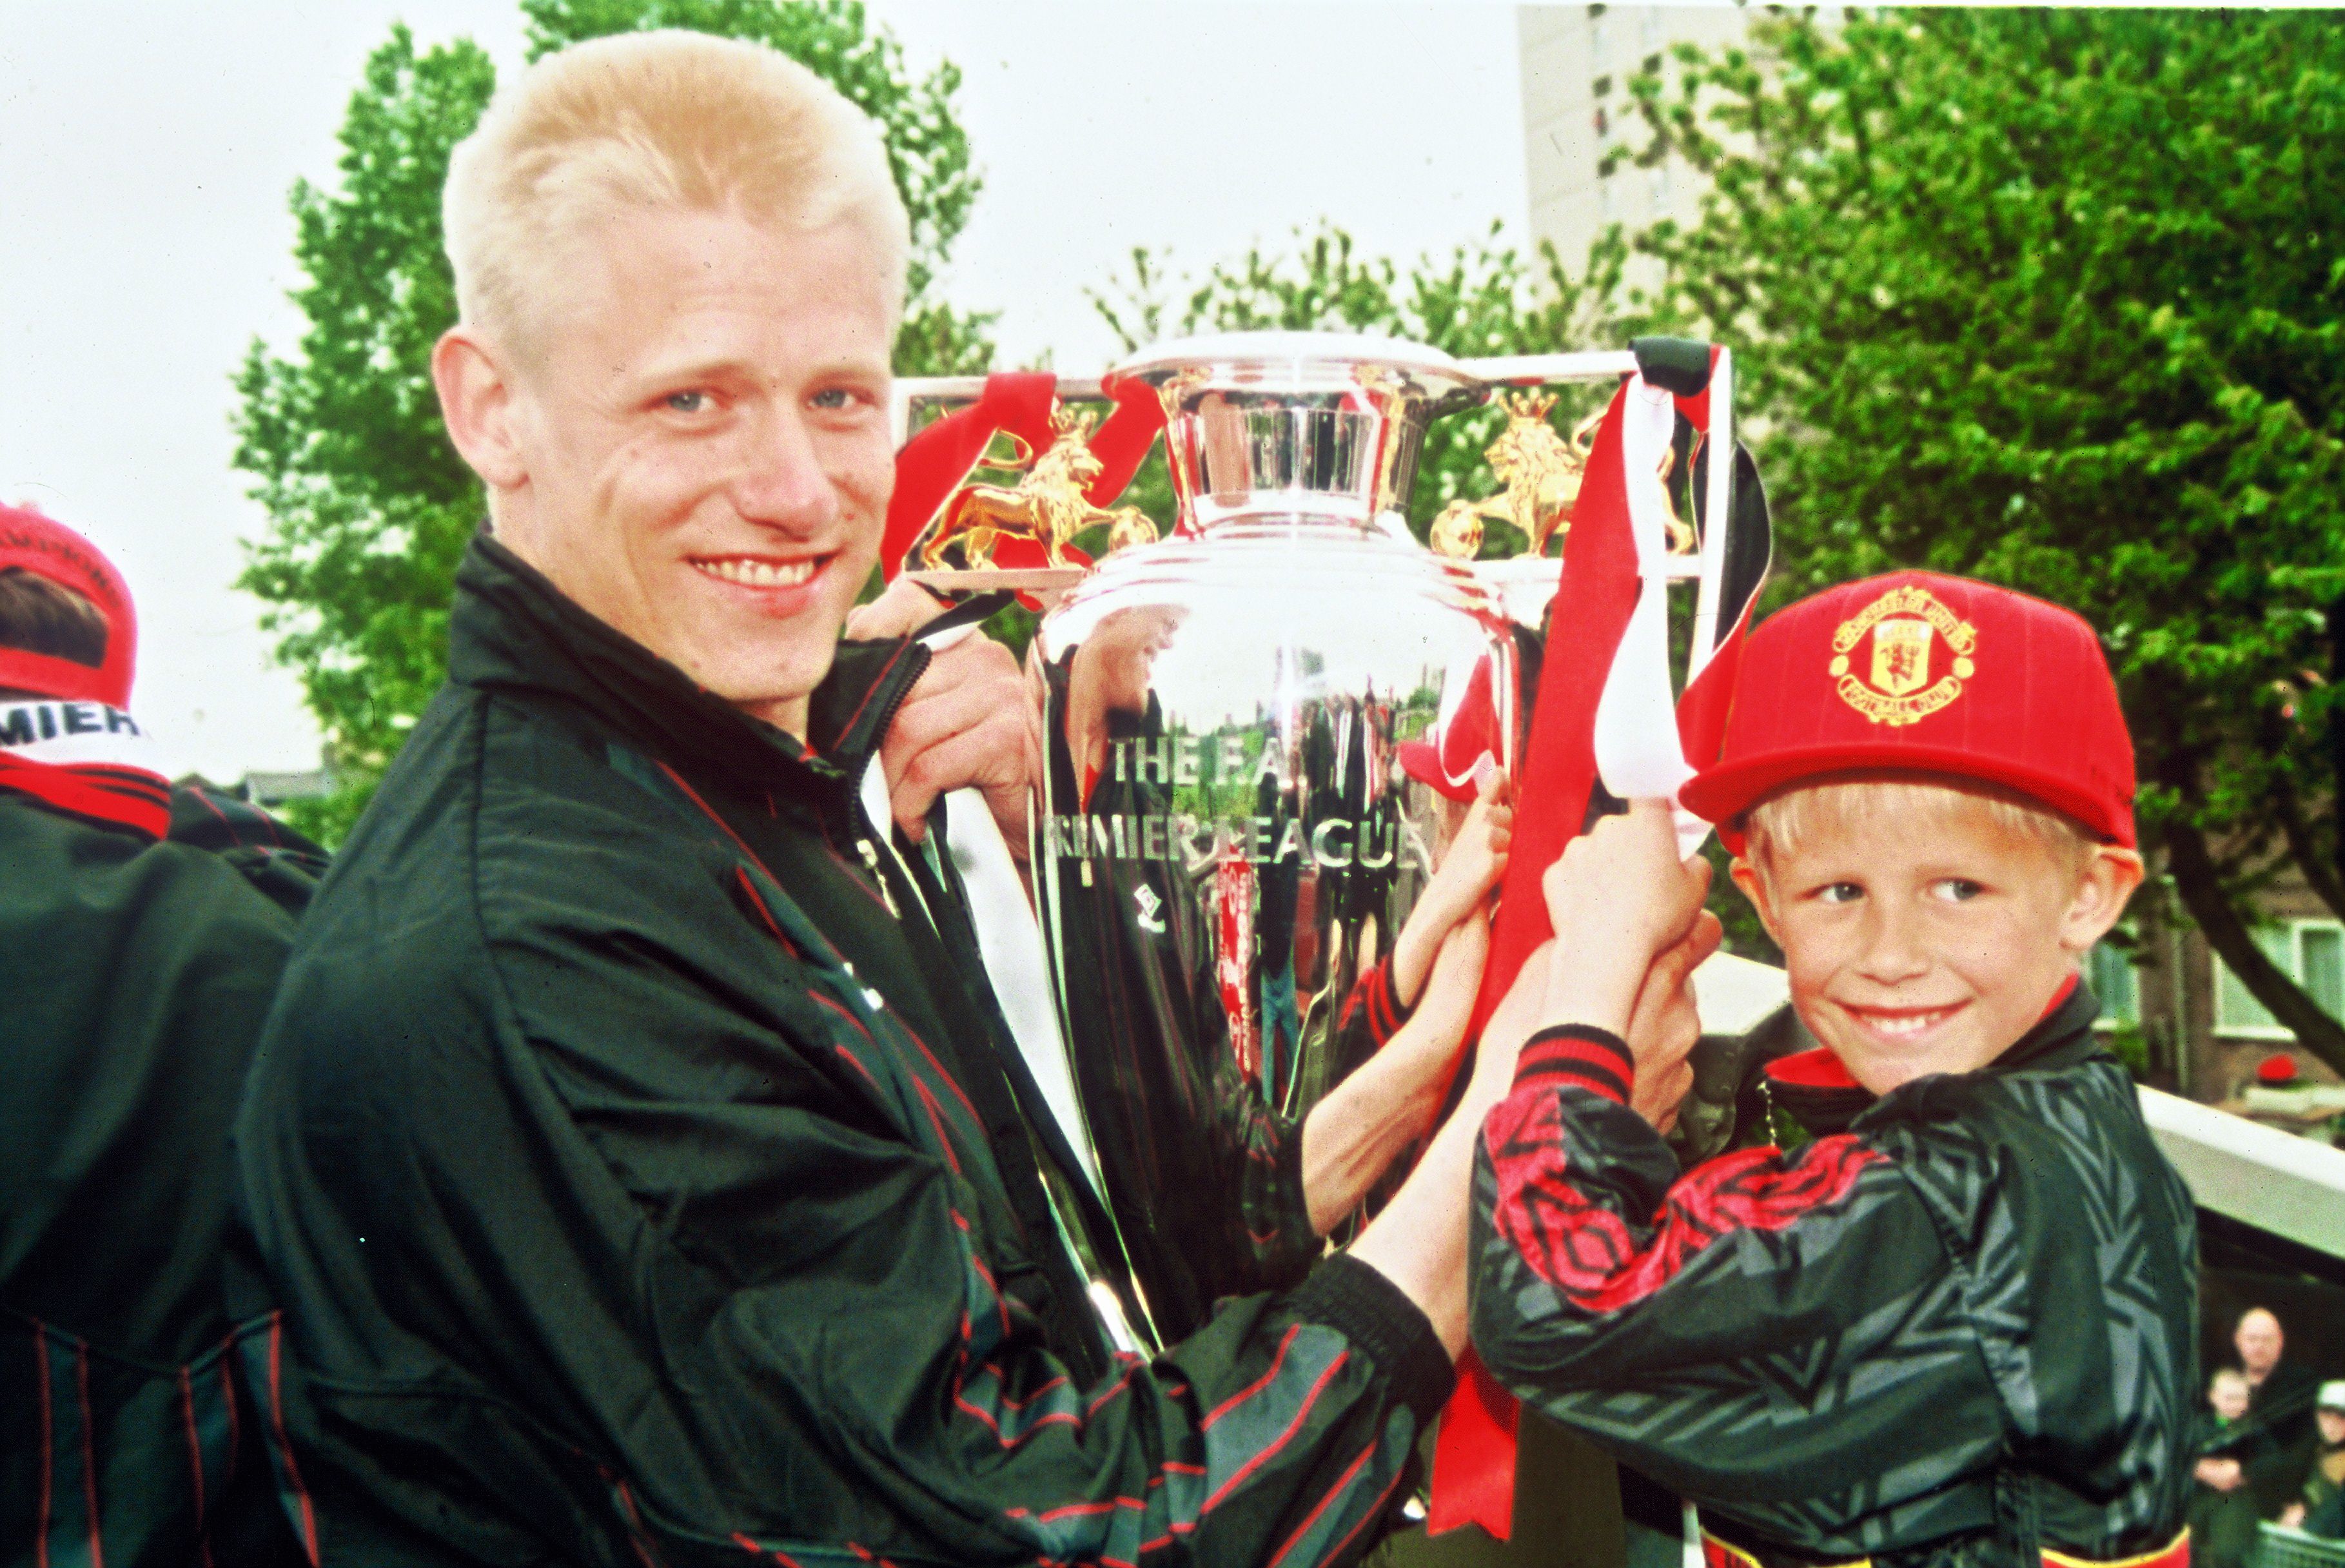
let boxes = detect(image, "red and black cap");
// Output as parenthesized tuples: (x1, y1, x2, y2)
(1397, 654, 1502, 803)
(1681, 571, 2135, 852)
(0, 502, 136, 707)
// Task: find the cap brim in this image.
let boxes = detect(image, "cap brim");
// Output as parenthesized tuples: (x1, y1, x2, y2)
(1397, 740, 1479, 803)
(1683, 742, 2132, 854)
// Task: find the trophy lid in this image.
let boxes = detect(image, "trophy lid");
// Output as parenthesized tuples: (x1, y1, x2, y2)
(1110, 330, 1479, 396)
(1110, 331, 1488, 531)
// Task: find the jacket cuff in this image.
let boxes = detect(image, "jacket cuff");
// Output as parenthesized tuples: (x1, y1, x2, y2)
(1514, 1024, 1634, 1105)
(1361, 959, 1414, 1048)
(1290, 1255, 1457, 1428)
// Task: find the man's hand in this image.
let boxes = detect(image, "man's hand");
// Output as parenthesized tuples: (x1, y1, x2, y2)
(1625, 911, 1720, 1133)
(844, 582, 1037, 852)
(1422, 770, 1514, 934)
(1300, 915, 1489, 1236)
(1390, 770, 1513, 1010)
(1464, 939, 1556, 1108)
(2195, 1457, 2243, 1493)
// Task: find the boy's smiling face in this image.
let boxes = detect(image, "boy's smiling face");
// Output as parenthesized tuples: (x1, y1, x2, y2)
(1732, 779, 2142, 1096)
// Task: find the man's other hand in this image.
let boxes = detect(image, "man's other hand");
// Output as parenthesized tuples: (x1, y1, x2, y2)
(845, 582, 1037, 854)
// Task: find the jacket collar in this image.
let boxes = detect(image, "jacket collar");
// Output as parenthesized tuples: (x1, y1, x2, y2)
(446, 534, 925, 794)
(1768, 977, 2106, 1138)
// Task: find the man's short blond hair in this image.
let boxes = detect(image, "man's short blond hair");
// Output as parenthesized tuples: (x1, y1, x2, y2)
(443, 30, 910, 356)
(1743, 773, 2095, 877)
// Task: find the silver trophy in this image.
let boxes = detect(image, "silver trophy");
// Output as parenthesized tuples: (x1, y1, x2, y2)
(896, 331, 1728, 1351)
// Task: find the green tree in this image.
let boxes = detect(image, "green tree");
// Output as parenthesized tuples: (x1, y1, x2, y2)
(234, 3, 991, 841)
(1617, 9, 2345, 1068)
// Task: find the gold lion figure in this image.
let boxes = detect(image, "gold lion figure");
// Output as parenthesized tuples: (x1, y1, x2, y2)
(1429, 391, 1598, 560)
(1428, 392, 1698, 560)
(919, 404, 1153, 571)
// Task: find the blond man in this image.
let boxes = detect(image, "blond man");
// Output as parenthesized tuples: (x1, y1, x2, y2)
(231, 32, 1531, 1567)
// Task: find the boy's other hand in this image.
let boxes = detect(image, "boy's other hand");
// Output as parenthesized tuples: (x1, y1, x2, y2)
(1626, 910, 1721, 1133)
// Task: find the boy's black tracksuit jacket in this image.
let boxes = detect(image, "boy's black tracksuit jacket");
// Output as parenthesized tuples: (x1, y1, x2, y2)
(229, 538, 1454, 1567)
(1470, 985, 2199, 1568)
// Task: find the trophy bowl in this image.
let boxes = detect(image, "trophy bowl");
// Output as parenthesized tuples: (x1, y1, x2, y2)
(1025, 333, 1524, 1348)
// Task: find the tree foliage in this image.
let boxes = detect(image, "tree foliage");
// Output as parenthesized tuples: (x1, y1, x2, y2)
(234, 2, 991, 840)
(1618, 9, 2345, 1068)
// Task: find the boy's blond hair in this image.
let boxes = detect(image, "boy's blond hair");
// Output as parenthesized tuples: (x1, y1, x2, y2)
(1742, 774, 2094, 878)
(442, 30, 910, 360)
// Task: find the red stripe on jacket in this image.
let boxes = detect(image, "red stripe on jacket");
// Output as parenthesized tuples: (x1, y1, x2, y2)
(1485, 1086, 1883, 1315)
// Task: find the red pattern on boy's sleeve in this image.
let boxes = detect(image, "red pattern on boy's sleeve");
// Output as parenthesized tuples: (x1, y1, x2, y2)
(1484, 1088, 1883, 1316)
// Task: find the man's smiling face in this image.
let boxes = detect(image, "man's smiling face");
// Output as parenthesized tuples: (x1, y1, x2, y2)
(492, 205, 894, 736)
(1731, 780, 2136, 1095)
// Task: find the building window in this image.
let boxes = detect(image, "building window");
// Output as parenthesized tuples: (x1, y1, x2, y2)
(2088, 937, 2140, 1027)
(2213, 921, 2345, 1038)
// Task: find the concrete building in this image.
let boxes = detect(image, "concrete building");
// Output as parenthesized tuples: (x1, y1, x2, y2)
(1516, 4, 1754, 273)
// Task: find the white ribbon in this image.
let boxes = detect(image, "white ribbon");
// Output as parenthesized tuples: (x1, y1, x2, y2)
(1589, 377, 1711, 860)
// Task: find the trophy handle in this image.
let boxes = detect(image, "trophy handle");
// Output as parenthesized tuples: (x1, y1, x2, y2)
(1454, 347, 1738, 681)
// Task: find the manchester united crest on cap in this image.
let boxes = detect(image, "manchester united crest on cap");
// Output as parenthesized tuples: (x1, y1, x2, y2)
(1827, 583, 1977, 727)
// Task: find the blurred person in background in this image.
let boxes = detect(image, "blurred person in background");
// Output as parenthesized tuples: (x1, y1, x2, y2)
(2198, 1306, 2324, 1518)
(2278, 1383, 2345, 1538)
(0, 502, 324, 1567)
(2191, 1369, 2267, 1568)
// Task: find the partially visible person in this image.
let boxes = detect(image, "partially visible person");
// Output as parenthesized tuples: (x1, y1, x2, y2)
(0, 502, 324, 1567)
(2277, 1382, 2345, 1538)
(2193, 1370, 2269, 1568)
(1471, 573, 2198, 1567)
(2201, 1306, 2324, 1517)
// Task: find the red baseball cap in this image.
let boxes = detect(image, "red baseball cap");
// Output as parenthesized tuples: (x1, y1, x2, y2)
(1398, 654, 1501, 802)
(1682, 571, 2135, 852)
(0, 502, 137, 707)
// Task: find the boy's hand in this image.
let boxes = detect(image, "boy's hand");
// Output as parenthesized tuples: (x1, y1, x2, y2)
(1540, 800, 1707, 959)
(1625, 911, 1721, 1133)
(1540, 801, 1711, 1037)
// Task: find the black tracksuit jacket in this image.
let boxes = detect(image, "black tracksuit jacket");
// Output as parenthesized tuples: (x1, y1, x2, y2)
(1469, 986, 2198, 1568)
(230, 538, 1453, 1567)
(3, 765, 324, 1568)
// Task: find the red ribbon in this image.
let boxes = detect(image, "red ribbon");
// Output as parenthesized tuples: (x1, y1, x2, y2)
(1426, 377, 1642, 1540)
(1428, 348, 1758, 1538)
(881, 372, 1166, 582)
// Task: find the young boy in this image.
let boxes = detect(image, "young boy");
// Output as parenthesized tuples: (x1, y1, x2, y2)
(1468, 571, 2199, 1568)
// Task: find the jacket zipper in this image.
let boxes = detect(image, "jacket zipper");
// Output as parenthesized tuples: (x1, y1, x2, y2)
(843, 639, 934, 923)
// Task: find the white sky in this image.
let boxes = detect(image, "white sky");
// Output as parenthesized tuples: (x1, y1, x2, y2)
(0, 0, 1532, 781)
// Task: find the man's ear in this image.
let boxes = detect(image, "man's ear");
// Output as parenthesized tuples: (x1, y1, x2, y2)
(1728, 854, 1784, 946)
(2059, 846, 2146, 955)
(431, 327, 529, 493)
